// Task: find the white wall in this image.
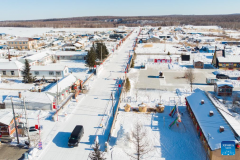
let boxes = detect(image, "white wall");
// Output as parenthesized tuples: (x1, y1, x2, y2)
(0, 69, 21, 77)
(30, 67, 69, 79)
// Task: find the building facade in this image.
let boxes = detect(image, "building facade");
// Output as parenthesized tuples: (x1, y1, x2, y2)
(7, 37, 38, 50)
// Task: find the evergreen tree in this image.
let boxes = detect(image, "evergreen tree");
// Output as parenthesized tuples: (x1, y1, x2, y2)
(23, 59, 35, 83)
(89, 142, 106, 160)
(96, 43, 109, 61)
(125, 78, 131, 92)
(86, 46, 96, 70)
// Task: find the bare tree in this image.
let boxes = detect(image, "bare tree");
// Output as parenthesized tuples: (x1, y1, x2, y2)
(125, 123, 153, 160)
(184, 68, 195, 92)
(89, 142, 106, 160)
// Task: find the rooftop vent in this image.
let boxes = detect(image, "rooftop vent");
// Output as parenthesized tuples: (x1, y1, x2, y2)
(201, 100, 204, 105)
(220, 126, 224, 133)
(209, 111, 214, 116)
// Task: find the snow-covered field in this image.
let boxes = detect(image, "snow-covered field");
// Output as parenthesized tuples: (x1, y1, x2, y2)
(0, 27, 116, 37)
(108, 109, 206, 160)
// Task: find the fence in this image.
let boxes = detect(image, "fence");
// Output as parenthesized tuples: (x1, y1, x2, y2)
(107, 80, 125, 142)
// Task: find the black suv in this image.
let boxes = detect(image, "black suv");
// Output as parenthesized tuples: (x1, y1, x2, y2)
(216, 74, 229, 79)
(68, 125, 84, 147)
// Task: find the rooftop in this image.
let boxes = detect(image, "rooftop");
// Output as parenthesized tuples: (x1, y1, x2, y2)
(218, 56, 240, 63)
(8, 37, 35, 42)
(55, 51, 87, 56)
(31, 65, 67, 71)
(186, 89, 236, 150)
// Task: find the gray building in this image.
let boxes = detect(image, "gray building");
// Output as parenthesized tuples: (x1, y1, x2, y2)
(55, 51, 87, 60)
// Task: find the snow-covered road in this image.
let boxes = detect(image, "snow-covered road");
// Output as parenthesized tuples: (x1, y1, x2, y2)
(38, 30, 138, 160)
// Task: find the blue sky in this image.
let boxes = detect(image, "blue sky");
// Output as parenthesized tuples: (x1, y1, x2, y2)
(0, 0, 239, 20)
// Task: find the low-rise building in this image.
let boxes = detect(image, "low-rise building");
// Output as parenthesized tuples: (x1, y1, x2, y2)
(30, 65, 69, 79)
(216, 56, 240, 70)
(186, 89, 240, 160)
(0, 61, 24, 77)
(194, 60, 204, 69)
(7, 37, 38, 50)
(0, 112, 19, 136)
(214, 81, 233, 96)
(55, 51, 87, 60)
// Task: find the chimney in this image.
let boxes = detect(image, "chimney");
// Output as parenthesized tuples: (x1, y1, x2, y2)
(18, 92, 21, 98)
(220, 126, 224, 133)
(201, 100, 204, 105)
(209, 111, 214, 116)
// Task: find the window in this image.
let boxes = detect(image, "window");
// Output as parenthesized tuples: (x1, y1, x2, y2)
(35, 71, 39, 75)
(11, 71, 15, 75)
(23, 42, 25, 44)
(25, 46, 27, 49)
(56, 72, 61, 76)
(8, 42, 10, 45)
(15, 42, 17, 44)
(2, 71, 6, 75)
(222, 64, 226, 67)
(12, 42, 13, 44)
(61, 56, 65, 59)
(49, 71, 54, 75)
(19, 42, 22, 44)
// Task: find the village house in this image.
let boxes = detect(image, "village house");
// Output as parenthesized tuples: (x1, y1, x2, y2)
(193, 60, 204, 69)
(55, 51, 87, 60)
(214, 81, 233, 96)
(0, 61, 24, 77)
(0, 112, 19, 136)
(3, 91, 54, 110)
(7, 37, 38, 50)
(216, 56, 240, 70)
(30, 65, 69, 79)
(186, 89, 240, 160)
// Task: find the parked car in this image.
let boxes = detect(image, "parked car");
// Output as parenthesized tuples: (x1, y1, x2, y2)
(68, 125, 84, 147)
(216, 74, 229, 79)
(29, 126, 43, 134)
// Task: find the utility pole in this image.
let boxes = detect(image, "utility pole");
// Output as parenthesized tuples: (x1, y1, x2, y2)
(8, 47, 11, 61)
(56, 74, 59, 121)
(38, 115, 41, 141)
(23, 98, 30, 147)
(101, 45, 102, 62)
(11, 97, 19, 144)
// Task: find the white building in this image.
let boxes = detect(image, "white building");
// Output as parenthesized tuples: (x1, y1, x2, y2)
(30, 65, 69, 79)
(0, 61, 24, 77)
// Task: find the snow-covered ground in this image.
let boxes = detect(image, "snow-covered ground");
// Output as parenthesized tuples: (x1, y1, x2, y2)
(108, 109, 206, 160)
(135, 43, 186, 54)
(33, 29, 138, 160)
(0, 27, 116, 37)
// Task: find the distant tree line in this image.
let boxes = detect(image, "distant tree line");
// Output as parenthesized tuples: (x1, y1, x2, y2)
(1, 15, 240, 29)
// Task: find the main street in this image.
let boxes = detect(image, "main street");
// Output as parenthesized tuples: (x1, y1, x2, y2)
(38, 29, 138, 160)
